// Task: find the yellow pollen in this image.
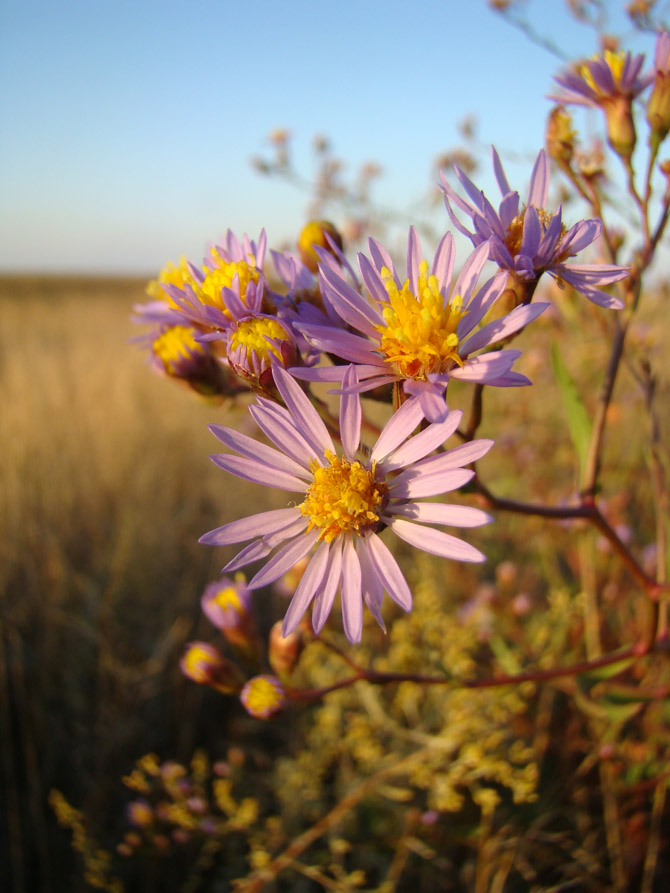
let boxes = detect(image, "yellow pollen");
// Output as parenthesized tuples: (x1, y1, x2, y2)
(505, 215, 526, 258)
(146, 256, 198, 305)
(153, 325, 204, 375)
(213, 586, 243, 615)
(579, 49, 626, 95)
(199, 260, 260, 316)
(301, 450, 386, 542)
(373, 260, 466, 379)
(243, 677, 285, 717)
(229, 317, 289, 364)
(183, 645, 219, 683)
(505, 208, 566, 258)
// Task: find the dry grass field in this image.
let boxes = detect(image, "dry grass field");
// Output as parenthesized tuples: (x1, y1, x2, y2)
(0, 276, 291, 891)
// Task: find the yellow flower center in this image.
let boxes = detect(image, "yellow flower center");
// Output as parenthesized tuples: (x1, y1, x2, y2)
(183, 644, 219, 683)
(301, 450, 387, 542)
(199, 260, 260, 316)
(213, 585, 243, 615)
(374, 260, 466, 380)
(579, 49, 626, 95)
(153, 325, 205, 374)
(146, 256, 198, 305)
(243, 676, 285, 718)
(229, 317, 290, 364)
(505, 208, 566, 258)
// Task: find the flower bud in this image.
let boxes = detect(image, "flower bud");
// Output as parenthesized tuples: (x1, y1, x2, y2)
(151, 324, 233, 397)
(126, 799, 154, 828)
(268, 621, 303, 678)
(546, 105, 576, 168)
(604, 95, 636, 159)
(240, 675, 287, 719)
(201, 576, 261, 661)
(298, 220, 344, 273)
(647, 31, 670, 145)
(226, 314, 297, 393)
(180, 642, 245, 694)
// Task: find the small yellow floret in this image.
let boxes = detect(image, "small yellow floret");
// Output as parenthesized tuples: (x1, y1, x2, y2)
(146, 257, 198, 304)
(242, 676, 285, 718)
(213, 586, 243, 616)
(199, 260, 260, 316)
(505, 208, 565, 259)
(153, 325, 204, 375)
(374, 260, 466, 379)
(183, 645, 218, 683)
(229, 317, 289, 365)
(301, 450, 386, 542)
(580, 49, 626, 94)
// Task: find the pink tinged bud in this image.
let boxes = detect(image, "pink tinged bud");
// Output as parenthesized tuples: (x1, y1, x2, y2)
(240, 675, 287, 719)
(201, 577, 261, 660)
(268, 621, 303, 678)
(180, 642, 245, 694)
(226, 314, 297, 390)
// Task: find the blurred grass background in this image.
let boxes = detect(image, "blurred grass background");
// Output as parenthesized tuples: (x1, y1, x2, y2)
(0, 275, 289, 891)
(1, 274, 669, 891)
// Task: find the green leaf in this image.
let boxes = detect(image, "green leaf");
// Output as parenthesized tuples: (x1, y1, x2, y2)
(573, 690, 643, 724)
(489, 634, 522, 675)
(551, 342, 593, 483)
(577, 652, 636, 693)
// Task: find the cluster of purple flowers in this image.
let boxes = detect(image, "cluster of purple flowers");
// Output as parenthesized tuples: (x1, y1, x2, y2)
(136, 121, 635, 643)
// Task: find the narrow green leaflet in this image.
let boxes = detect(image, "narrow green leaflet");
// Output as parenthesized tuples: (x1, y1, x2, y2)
(551, 342, 593, 483)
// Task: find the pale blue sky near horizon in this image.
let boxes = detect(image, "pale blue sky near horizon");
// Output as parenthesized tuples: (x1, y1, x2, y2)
(0, 0, 658, 275)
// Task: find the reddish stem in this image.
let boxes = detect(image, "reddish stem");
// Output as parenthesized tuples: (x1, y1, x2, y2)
(287, 641, 650, 702)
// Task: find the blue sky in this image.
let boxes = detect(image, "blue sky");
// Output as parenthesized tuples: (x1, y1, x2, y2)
(0, 0, 655, 274)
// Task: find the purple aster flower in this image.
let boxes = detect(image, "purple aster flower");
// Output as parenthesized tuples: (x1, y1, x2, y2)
(200, 365, 493, 643)
(549, 49, 652, 158)
(549, 48, 651, 109)
(162, 229, 269, 333)
(440, 147, 627, 309)
(132, 321, 233, 398)
(271, 240, 359, 325)
(290, 226, 545, 422)
(270, 244, 353, 368)
(153, 231, 301, 391)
